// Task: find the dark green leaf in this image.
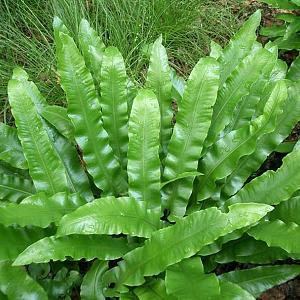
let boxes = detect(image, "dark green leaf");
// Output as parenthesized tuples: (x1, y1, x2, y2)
(81, 260, 108, 300)
(220, 265, 300, 298)
(0, 123, 27, 169)
(0, 261, 47, 299)
(0, 173, 35, 202)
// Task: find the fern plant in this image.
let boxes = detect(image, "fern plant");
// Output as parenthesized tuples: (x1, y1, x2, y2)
(259, 0, 300, 50)
(1, 10, 300, 299)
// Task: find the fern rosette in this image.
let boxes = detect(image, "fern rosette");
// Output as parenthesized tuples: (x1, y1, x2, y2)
(1, 10, 300, 299)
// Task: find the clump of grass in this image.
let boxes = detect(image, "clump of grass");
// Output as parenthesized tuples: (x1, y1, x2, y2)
(0, 0, 241, 122)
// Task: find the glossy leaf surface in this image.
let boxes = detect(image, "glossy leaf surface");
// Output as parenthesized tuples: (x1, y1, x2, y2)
(8, 69, 69, 195)
(162, 57, 219, 216)
(14, 235, 131, 265)
(216, 281, 255, 300)
(146, 36, 172, 157)
(227, 141, 300, 206)
(0, 225, 47, 260)
(41, 105, 74, 140)
(270, 195, 300, 225)
(0, 261, 47, 299)
(0, 173, 35, 202)
(223, 81, 300, 197)
(205, 47, 278, 147)
(134, 279, 175, 300)
(165, 257, 220, 299)
(81, 260, 108, 300)
(0, 192, 85, 227)
(198, 80, 287, 200)
(100, 46, 129, 169)
(248, 220, 300, 253)
(78, 19, 105, 81)
(0, 123, 27, 169)
(58, 196, 162, 238)
(220, 265, 300, 297)
(103, 203, 271, 295)
(56, 32, 126, 195)
(127, 89, 160, 209)
(219, 10, 261, 87)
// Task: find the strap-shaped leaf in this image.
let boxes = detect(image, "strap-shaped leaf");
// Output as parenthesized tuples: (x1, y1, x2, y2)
(162, 57, 219, 217)
(216, 281, 255, 300)
(45, 127, 94, 201)
(248, 53, 287, 118)
(227, 141, 300, 206)
(41, 105, 74, 140)
(81, 260, 108, 300)
(219, 265, 300, 298)
(205, 47, 276, 148)
(102, 203, 271, 295)
(134, 279, 175, 300)
(56, 32, 126, 195)
(275, 33, 300, 50)
(100, 46, 129, 169)
(0, 192, 85, 228)
(0, 123, 27, 169)
(165, 257, 220, 299)
(161, 171, 202, 189)
(248, 220, 300, 253)
(13, 235, 131, 265)
(8, 69, 69, 195)
(198, 228, 247, 257)
(0, 173, 35, 202)
(219, 10, 261, 87)
(215, 236, 292, 264)
(225, 46, 277, 132)
(78, 19, 105, 81)
(164, 57, 219, 178)
(260, 25, 286, 38)
(198, 80, 287, 201)
(53, 16, 70, 49)
(270, 195, 300, 225)
(0, 261, 47, 299)
(0, 225, 47, 260)
(127, 89, 160, 209)
(146, 36, 172, 157)
(57, 196, 162, 238)
(223, 81, 300, 197)
(11, 68, 93, 201)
